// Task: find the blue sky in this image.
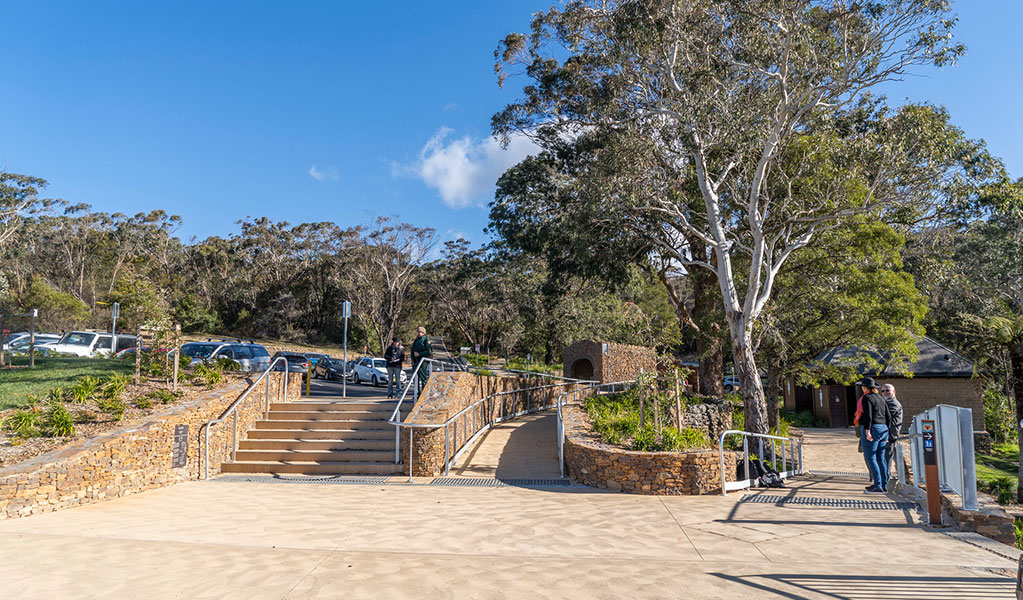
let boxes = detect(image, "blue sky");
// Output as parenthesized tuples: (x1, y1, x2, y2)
(2, 1, 1021, 246)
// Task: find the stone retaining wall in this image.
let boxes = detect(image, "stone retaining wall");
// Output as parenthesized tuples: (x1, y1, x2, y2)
(562, 403, 737, 495)
(668, 396, 735, 443)
(0, 374, 301, 519)
(401, 371, 578, 476)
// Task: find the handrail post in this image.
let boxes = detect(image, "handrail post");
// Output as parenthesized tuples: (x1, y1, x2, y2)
(232, 411, 237, 462)
(719, 432, 727, 496)
(444, 424, 450, 476)
(407, 427, 413, 483)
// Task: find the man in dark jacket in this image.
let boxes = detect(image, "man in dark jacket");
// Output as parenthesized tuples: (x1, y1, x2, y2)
(383, 337, 405, 399)
(410, 327, 432, 393)
(881, 383, 904, 488)
(856, 377, 893, 493)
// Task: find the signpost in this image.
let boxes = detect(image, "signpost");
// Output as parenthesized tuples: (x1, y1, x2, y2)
(342, 300, 351, 398)
(921, 419, 942, 525)
(111, 302, 121, 354)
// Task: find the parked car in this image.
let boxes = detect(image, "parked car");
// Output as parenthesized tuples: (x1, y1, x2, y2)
(271, 351, 311, 373)
(303, 352, 330, 368)
(1, 331, 29, 351)
(313, 357, 348, 381)
(6, 334, 62, 353)
(723, 377, 740, 393)
(352, 356, 406, 387)
(48, 331, 138, 357)
(180, 340, 271, 372)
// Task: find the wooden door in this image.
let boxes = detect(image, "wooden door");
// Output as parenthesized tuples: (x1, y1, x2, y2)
(828, 385, 848, 428)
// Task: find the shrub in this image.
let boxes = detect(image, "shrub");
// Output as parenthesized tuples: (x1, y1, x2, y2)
(988, 476, 1015, 505)
(984, 388, 1015, 445)
(69, 376, 101, 404)
(146, 389, 183, 404)
(100, 374, 131, 399)
(194, 362, 224, 387)
(97, 396, 127, 420)
(134, 396, 153, 409)
(1016, 518, 1023, 551)
(3, 409, 41, 438)
(780, 409, 828, 429)
(213, 357, 241, 372)
(45, 402, 76, 437)
(47, 386, 67, 404)
(586, 391, 710, 452)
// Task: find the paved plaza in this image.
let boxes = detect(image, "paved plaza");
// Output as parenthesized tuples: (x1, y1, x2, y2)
(0, 421, 1018, 599)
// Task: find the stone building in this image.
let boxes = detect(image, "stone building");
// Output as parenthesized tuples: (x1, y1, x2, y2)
(783, 336, 984, 434)
(562, 340, 657, 383)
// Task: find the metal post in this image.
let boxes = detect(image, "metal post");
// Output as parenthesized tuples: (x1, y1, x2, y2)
(111, 302, 120, 355)
(172, 324, 180, 392)
(1, 313, 6, 368)
(342, 301, 349, 398)
(444, 425, 450, 476)
(232, 411, 238, 462)
(265, 369, 271, 418)
(758, 438, 764, 464)
(798, 441, 803, 474)
(408, 427, 414, 483)
(743, 436, 751, 488)
(28, 309, 37, 368)
(134, 326, 142, 384)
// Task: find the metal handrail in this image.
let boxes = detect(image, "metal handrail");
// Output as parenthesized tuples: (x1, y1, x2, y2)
(556, 380, 636, 477)
(718, 429, 804, 495)
(387, 356, 471, 462)
(201, 355, 291, 480)
(391, 375, 592, 481)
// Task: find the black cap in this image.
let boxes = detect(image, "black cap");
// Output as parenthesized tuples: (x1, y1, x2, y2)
(392, 337, 400, 342)
(855, 377, 878, 388)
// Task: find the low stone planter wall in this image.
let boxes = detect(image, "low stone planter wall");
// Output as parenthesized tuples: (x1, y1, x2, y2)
(562, 403, 737, 495)
(0, 373, 301, 519)
(401, 371, 579, 476)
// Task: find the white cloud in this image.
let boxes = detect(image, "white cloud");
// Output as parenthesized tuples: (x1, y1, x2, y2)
(396, 128, 540, 209)
(308, 164, 339, 181)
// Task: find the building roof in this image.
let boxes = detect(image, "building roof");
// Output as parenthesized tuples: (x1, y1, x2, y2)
(812, 336, 974, 378)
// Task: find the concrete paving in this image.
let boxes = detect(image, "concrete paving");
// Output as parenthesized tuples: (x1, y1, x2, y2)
(0, 421, 1017, 598)
(449, 410, 561, 479)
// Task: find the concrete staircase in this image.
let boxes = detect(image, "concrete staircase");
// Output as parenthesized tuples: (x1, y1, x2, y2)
(220, 400, 408, 475)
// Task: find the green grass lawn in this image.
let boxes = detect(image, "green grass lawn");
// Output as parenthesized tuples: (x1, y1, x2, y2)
(0, 356, 133, 410)
(975, 442, 1019, 495)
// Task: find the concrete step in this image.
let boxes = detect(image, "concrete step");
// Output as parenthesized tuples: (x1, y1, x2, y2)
(271, 402, 405, 411)
(254, 420, 394, 431)
(238, 439, 395, 451)
(246, 429, 395, 440)
(233, 449, 395, 462)
(266, 410, 401, 421)
(221, 461, 406, 475)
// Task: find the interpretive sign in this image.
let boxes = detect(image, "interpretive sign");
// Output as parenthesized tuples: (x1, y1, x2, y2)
(172, 424, 188, 468)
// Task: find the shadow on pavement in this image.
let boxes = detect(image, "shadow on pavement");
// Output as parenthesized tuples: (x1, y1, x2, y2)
(708, 572, 1015, 600)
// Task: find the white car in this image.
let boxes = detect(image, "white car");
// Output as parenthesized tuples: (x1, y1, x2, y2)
(48, 331, 138, 357)
(352, 357, 407, 387)
(6, 334, 62, 353)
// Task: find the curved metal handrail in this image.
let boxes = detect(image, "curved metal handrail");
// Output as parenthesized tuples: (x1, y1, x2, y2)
(718, 429, 804, 496)
(391, 374, 595, 481)
(201, 355, 291, 480)
(556, 380, 637, 477)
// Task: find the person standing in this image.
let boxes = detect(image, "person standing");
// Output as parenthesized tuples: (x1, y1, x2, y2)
(856, 377, 892, 493)
(410, 326, 433, 393)
(881, 383, 904, 489)
(383, 337, 405, 399)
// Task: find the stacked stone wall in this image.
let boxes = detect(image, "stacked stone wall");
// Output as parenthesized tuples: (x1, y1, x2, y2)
(401, 371, 579, 476)
(0, 374, 301, 519)
(668, 396, 735, 443)
(561, 403, 737, 495)
(562, 340, 657, 384)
